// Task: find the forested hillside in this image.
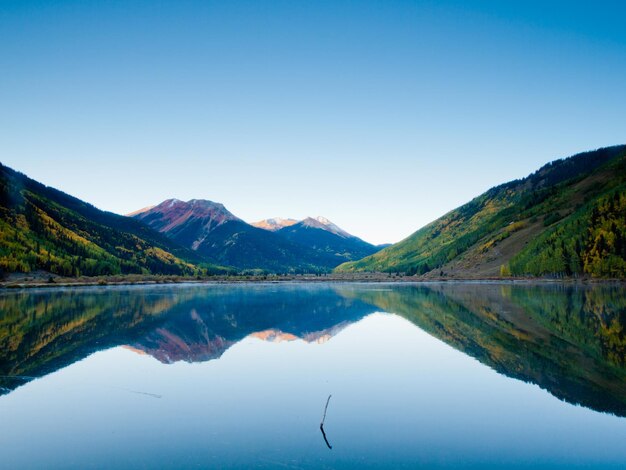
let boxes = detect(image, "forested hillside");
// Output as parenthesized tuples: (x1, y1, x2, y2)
(0, 163, 222, 277)
(336, 145, 626, 278)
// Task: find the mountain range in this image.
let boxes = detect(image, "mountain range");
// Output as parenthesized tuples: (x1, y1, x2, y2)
(0, 164, 379, 276)
(130, 200, 381, 273)
(1, 144, 624, 278)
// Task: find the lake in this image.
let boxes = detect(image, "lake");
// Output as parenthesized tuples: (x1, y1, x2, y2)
(1, 282, 625, 469)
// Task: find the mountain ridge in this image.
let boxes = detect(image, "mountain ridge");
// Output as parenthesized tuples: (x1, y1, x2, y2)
(2, 144, 624, 279)
(131, 200, 381, 272)
(0, 163, 225, 277)
(335, 145, 626, 278)
(132, 198, 241, 250)
(276, 217, 380, 262)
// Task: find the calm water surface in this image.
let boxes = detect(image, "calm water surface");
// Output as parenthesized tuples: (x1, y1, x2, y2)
(0, 282, 625, 469)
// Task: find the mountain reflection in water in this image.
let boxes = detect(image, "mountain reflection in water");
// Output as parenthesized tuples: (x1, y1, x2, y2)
(0, 282, 625, 417)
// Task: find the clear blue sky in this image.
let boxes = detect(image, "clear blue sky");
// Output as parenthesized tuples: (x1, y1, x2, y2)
(1, 1, 625, 244)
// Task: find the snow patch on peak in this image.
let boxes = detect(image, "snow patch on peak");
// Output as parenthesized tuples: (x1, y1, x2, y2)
(301, 216, 352, 238)
(314, 216, 332, 225)
(188, 198, 222, 207)
(147, 198, 235, 217)
(150, 198, 182, 210)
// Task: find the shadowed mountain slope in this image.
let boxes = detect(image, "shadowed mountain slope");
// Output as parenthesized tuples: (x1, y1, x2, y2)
(277, 217, 380, 262)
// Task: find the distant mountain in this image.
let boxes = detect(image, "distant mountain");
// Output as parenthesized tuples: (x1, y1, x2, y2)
(336, 145, 626, 278)
(130, 199, 342, 272)
(0, 163, 219, 277)
(131, 200, 381, 272)
(191, 219, 340, 272)
(131, 198, 241, 250)
(277, 216, 380, 262)
(254, 215, 354, 237)
(251, 217, 298, 231)
(300, 216, 353, 237)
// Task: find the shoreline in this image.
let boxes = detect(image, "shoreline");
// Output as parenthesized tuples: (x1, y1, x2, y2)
(1, 273, 624, 290)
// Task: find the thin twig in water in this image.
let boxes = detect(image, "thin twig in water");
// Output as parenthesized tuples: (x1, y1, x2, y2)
(125, 388, 162, 399)
(109, 385, 162, 399)
(321, 394, 332, 425)
(320, 394, 332, 449)
(0, 377, 162, 399)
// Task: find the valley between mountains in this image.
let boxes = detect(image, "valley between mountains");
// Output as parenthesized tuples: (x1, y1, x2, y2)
(1, 145, 625, 280)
